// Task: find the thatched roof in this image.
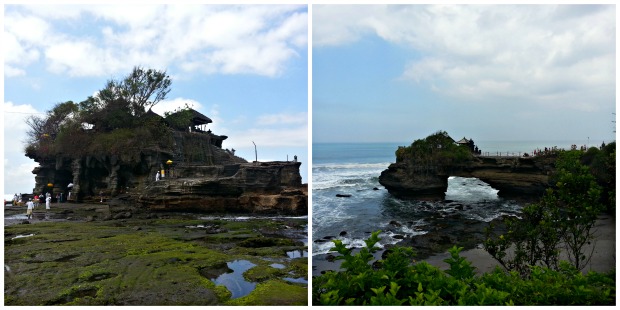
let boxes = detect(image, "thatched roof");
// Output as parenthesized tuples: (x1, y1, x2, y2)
(186, 109, 212, 125)
(164, 108, 213, 128)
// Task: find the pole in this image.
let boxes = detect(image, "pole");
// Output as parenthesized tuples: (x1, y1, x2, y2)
(252, 141, 257, 164)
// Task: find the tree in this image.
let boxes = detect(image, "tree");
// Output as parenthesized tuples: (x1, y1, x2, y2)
(25, 67, 174, 159)
(101, 66, 171, 117)
(484, 150, 604, 274)
(25, 101, 79, 157)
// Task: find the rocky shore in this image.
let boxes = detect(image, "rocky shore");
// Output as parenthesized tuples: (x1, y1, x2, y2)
(312, 213, 615, 277)
(4, 202, 308, 306)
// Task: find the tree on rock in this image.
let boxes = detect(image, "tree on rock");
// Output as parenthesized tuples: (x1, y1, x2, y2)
(80, 66, 171, 131)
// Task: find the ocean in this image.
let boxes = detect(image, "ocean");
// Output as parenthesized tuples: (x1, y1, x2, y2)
(311, 140, 608, 256)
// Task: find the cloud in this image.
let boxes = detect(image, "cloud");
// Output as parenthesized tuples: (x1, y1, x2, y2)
(5, 4, 307, 78)
(257, 112, 307, 125)
(314, 4, 615, 112)
(223, 112, 308, 149)
(151, 97, 203, 116)
(3, 102, 41, 196)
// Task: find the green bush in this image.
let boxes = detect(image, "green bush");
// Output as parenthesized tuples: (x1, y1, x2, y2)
(312, 232, 615, 305)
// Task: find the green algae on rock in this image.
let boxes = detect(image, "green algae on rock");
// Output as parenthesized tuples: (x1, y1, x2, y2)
(4, 206, 308, 306)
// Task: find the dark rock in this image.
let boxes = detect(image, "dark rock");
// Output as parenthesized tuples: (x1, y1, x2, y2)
(113, 212, 132, 220)
(373, 187, 380, 190)
(28, 127, 307, 216)
(339, 231, 347, 236)
(133, 226, 142, 231)
(392, 234, 405, 239)
(336, 194, 351, 198)
(389, 220, 402, 227)
(326, 254, 337, 262)
(379, 136, 554, 200)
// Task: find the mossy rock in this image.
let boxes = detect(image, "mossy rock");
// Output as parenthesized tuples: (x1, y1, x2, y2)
(238, 237, 296, 248)
(225, 279, 307, 306)
(4, 211, 307, 306)
(244, 265, 287, 282)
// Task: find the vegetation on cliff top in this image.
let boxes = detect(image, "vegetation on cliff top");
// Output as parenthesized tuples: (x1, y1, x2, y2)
(25, 67, 192, 163)
(395, 130, 474, 166)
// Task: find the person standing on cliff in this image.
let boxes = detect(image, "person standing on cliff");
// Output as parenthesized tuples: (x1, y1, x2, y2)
(26, 198, 34, 219)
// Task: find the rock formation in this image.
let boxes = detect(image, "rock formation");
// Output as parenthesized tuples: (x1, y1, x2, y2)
(28, 111, 307, 215)
(379, 132, 556, 200)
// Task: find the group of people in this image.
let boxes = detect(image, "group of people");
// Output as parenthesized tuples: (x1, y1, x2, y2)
(25, 192, 52, 220)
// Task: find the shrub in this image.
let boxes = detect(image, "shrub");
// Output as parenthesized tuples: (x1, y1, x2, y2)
(312, 232, 615, 305)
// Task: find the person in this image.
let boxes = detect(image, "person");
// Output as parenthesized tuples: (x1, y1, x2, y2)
(100, 190, 103, 203)
(46, 195, 51, 210)
(26, 198, 34, 219)
(56, 193, 60, 203)
(67, 183, 74, 200)
(34, 195, 39, 208)
(156, 171, 160, 181)
(293, 155, 297, 163)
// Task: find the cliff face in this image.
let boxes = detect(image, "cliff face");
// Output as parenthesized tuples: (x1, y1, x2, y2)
(139, 162, 307, 215)
(29, 130, 307, 215)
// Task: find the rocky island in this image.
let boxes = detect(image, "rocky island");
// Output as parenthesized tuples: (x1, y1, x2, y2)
(379, 130, 554, 200)
(6, 67, 308, 306)
(25, 67, 307, 215)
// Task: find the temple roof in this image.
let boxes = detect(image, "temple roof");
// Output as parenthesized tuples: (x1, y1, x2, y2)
(456, 137, 470, 144)
(164, 108, 213, 127)
(184, 109, 212, 125)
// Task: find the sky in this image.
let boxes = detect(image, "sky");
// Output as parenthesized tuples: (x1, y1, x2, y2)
(313, 4, 616, 144)
(3, 4, 308, 197)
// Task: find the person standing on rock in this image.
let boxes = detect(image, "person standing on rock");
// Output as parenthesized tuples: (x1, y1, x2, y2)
(45, 195, 51, 210)
(26, 198, 34, 219)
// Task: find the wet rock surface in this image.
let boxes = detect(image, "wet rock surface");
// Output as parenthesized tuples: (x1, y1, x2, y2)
(4, 203, 308, 306)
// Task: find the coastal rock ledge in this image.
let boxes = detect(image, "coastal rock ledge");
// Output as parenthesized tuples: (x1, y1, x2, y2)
(139, 161, 307, 215)
(27, 110, 307, 216)
(378, 132, 555, 200)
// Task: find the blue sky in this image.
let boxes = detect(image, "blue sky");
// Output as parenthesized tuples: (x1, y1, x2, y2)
(313, 4, 616, 144)
(3, 4, 308, 197)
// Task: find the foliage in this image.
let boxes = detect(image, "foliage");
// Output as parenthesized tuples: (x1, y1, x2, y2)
(24, 67, 175, 160)
(312, 232, 615, 306)
(24, 101, 79, 158)
(91, 66, 171, 118)
(396, 130, 473, 168)
(164, 104, 195, 131)
(580, 142, 616, 214)
(484, 150, 604, 274)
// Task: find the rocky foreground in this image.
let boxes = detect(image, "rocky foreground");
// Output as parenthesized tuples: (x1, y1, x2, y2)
(4, 203, 308, 306)
(312, 213, 615, 278)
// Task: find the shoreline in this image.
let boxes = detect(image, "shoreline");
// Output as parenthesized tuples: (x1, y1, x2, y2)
(312, 214, 615, 277)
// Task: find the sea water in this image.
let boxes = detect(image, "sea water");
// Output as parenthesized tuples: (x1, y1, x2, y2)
(311, 140, 607, 256)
